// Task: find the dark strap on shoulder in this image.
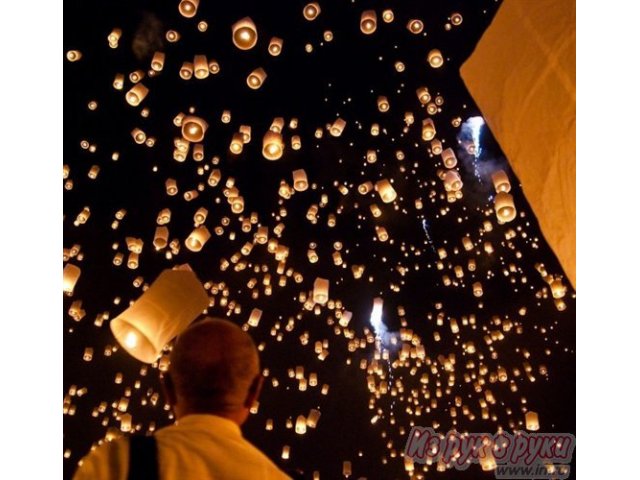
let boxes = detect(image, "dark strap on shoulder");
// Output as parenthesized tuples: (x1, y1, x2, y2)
(128, 435, 159, 480)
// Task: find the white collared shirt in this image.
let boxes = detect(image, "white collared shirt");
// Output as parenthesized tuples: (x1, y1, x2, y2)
(73, 414, 292, 480)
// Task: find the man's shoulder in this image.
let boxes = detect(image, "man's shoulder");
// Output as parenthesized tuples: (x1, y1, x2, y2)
(72, 437, 129, 480)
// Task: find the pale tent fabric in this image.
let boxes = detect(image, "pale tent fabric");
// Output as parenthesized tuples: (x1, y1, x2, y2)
(461, 0, 576, 287)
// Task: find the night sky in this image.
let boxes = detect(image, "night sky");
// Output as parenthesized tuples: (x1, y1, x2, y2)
(63, 1, 576, 478)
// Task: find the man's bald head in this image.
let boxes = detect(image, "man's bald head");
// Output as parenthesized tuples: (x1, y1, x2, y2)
(168, 317, 260, 414)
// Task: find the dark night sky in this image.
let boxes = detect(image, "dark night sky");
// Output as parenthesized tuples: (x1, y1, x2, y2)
(64, 1, 576, 478)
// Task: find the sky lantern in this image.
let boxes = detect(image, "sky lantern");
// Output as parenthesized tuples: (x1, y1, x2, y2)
(178, 0, 199, 18)
(185, 226, 211, 252)
(491, 169, 511, 193)
(525, 411, 540, 431)
(293, 169, 309, 191)
(247, 68, 267, 89)
(375, 179, 397, 203)
(63, 264, 81, 296)
(303, 3, 321, 21)
(441, 147, 457, 168)
(360, 10, 377, 34)
(268, 37, 283, 56)
(194, 55, 209, 79)
(407, 19, 424, 34)
(150, 52, 165, 72)
(428, 49, 444, 68)
(330, 118, 346, 137)
(421, 118, 436, 141)
(495, 192, 517, 223)
(232, 17, 258, 50)
(313, 277, 329, 305)
(262, 131, 284, 160)
(181, 116, 208, 142)
(125, 84, 148, 106)
(110, 268, 209, 363)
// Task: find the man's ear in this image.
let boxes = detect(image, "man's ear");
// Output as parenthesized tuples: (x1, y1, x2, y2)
(161, 372, 178, 407)
(244, 374, 264, 409)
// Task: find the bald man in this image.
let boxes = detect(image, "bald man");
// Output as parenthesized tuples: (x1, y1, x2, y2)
(74, 318, 291, 480)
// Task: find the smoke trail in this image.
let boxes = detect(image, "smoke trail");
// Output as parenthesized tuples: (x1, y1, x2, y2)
(132, 12, 164, 60)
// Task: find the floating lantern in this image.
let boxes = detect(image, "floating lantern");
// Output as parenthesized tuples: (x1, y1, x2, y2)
(376, 226, 389, 242)
(295, 415, 307, 434)
(268, 37, 283, 56)
(416, 87, 431, 104)
(407, 19, 424, 34)
(360, 10, 377, 34)
(179, 62, 194, 80)
(382, 9, 394, 23)
(291, 135, 301, 150)
(66, 50, 82, 62)
(232, 17, 258, 50)
(151, 52, 165, 71)
(193, 207, 208, 226)
(472, 282, 483, 297)
(293, 169, 309, 192)
(153, 227, 169, 250)
(443, 170, 463, 192)
(330, 118, 346, 137)
(495, 192, 517, 223)
(166, 30, 180, 42)
(377, 96, 389, 112)
(421, 118, 436, 141)
(451, 13, 463, 26)
(491, 170, 511, 193)
(525, 411, 540, 431)
(303, 3, 321, 21)
(178, 0, 199, 18)
(376, 179, 397, 203)
(110, 268, 209, 363)
(194, 55, 209, 79)
(185, 226, 211, 252)
(262, 131, 284, 160)
(313, 278, 329, 305)
(226, 132, 243, 154)
(125, 84, 149, 106)
(248, 308, 262, 327)
(428, 49, 444, 68)
(358, 181, 373, 194)
(129, 70, 144, 83)
(431, 139, 443, 155)
(181, 116, 208, 142)
(442, 148, 457, 168)
(63, 264, 81, 296)
(247, 68, 267, 89)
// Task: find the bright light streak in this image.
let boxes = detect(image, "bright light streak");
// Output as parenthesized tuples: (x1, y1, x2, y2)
(370, 297, 386, 338)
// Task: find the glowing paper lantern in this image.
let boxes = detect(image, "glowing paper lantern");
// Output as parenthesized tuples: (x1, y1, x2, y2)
(66, 50, 82, 62)
(194, 55, 209, 79)
(292, 169, 309, 192)
(442, 148, 458, 168)
(153, 227, 169, 250)
(151, 52, 165, 72)
(110, 267, 209, 363)
(443, 170, 463, 192)
(247, 68, 267, 89)
(125, 84, 149, 106)
(525, 411, 540, 431)
(330, 118, 346, 137)
(407, 19, 424, 34)
(303, 3, 321, 21)
(358, 182, 373, 194)
(307, 409, 321, 428)
(181, 116, 208, 142)
(295, 415, 307, 434)
(268, 37, 283, 56)
(377, 96, 389, 112)
(185, 226, 211, 252)
(178, 0, 199, 18)
(416, 87, 431, 104)
(360, 10, 377, 34)
(248, 308, 262, 327)
(491, 170, 511, 193)
(166, 30, 180, 42)
(229, 133, 244, 154)
(376, 179, 397, 203)
(63, 263, 81, 296)
(421, 118, 436, 141)
(262, 131, 284, 160)
(495, 192, 517, 223)
(428, 49, 444, 68)
(382, 9, 394, 23)
(313, 277, 329, 305)
(232, 17, 258, 50)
